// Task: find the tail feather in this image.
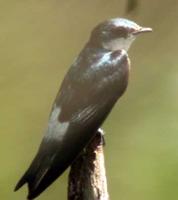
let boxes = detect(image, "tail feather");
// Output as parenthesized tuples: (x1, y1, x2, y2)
(28, 166, 66, 199)
(14, 156, 70, 199)
(14, 173, 37, 200)
(14, 167, 50, 199)
(14, 172, 28, 191)
(14, 130, 89, 199)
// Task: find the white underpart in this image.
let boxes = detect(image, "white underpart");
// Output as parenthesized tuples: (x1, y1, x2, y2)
(44, 104, 69, 141)
(103, 35, 136, 51)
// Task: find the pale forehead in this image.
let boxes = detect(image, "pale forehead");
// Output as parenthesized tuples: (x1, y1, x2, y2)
(109, 18, 140, 29)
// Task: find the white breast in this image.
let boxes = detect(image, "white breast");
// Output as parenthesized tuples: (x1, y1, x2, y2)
(103, 36, 136, 51)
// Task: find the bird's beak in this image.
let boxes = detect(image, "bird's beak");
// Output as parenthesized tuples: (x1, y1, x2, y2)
(132, 27, 152, 35)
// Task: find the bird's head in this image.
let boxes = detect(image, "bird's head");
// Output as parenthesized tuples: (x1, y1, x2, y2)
(89, 18, 152, 51)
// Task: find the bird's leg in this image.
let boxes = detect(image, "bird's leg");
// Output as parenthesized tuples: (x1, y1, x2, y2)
(97, 128, 105, 146)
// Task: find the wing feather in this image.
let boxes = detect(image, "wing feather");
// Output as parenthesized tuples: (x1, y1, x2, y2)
(15, 49, 129, 199)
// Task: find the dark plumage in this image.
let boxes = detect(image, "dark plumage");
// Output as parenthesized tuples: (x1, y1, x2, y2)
(14, 18, 152, 199)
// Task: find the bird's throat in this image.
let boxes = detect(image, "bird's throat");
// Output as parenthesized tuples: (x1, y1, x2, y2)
(103, 36, 136, 51)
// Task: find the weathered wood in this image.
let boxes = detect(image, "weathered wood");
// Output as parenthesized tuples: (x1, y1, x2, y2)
(68, 129, 109, 200)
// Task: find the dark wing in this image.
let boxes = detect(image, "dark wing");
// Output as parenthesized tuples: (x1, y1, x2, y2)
(15, 50, 129, 199)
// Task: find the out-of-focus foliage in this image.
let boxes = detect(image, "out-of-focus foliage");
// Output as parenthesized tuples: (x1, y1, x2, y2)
(1, 0, 178, 200)
(126, 0, 138, 13)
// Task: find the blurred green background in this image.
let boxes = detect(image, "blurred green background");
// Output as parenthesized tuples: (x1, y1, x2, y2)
(1, 0, 178, 199)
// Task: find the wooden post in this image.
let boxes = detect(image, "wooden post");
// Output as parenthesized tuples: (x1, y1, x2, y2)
(68, 129, 109, 200)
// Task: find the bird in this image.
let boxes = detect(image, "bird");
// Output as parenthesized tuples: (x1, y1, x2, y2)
(14, 18, 152, 199)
